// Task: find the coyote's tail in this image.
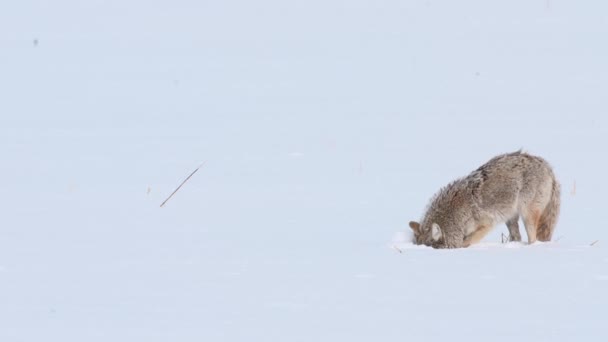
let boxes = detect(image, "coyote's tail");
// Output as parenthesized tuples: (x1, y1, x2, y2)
(537, 178, 561, 241)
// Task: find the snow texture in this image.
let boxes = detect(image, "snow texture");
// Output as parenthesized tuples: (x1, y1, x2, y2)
(1, 1, 607, 341)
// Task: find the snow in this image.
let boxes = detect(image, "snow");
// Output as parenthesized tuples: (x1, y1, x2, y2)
(1, 0, 608, 341)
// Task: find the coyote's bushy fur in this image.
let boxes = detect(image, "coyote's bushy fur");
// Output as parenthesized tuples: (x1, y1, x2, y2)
(409, 151, 560, 249)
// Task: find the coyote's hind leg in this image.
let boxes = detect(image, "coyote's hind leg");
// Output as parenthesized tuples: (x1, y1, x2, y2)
(522, 210, 542, 244)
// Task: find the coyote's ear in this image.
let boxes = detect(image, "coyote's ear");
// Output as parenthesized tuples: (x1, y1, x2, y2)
(431, 223, 442, 241)
(409, 221, 420, 233)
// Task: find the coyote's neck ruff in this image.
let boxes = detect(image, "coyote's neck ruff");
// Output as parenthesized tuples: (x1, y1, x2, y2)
(409, 151, 560, 249)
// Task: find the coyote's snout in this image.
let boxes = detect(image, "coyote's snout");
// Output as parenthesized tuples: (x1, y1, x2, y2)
(409, 151, 560, 249)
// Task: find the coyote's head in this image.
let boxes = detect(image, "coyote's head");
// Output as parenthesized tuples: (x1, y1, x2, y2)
(409, 221, 445, 248)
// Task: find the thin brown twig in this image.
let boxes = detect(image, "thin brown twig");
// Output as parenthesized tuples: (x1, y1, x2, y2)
(392, 245, 403, 254)
(590, 240, 599, 246)
(160, 162, 206, 208)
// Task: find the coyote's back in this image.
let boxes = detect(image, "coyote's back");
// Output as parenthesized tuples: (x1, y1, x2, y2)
(409, 151, 560, 248)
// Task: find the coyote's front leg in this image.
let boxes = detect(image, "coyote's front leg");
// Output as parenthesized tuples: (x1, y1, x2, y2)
(463, 225, 493, 247)
(506, 217, 522, 242)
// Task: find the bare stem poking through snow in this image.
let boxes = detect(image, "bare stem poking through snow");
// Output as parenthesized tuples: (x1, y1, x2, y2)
(160, 162, 206, 208)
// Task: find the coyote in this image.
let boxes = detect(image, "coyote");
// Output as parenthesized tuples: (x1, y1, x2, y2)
(409, 151, 560, 248)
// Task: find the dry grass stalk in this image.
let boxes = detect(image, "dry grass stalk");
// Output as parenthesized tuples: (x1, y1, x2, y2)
(571, 180, 576, 196)
(160, 162, 206, 208)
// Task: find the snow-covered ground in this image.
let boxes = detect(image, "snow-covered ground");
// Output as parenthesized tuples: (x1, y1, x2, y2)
(2, 1, 608, 341)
